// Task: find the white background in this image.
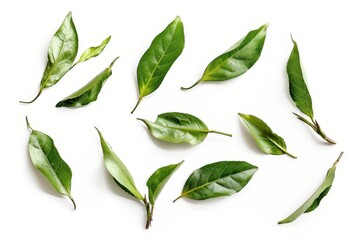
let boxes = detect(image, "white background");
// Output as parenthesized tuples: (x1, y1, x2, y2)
(1, 0, 358, 239)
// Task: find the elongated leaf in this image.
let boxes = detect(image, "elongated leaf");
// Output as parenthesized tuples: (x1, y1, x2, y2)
(147, 161, 184, 205)
(95, 127, 143, 200)
(287, 36, 313, 119)
(137, 112, 232, 145)
(181, 24, 268, 90)
(56, 57, 119, 108)
(278, 152, 343, 224)
(174, 161, 257, 201)
(26, 117, 76, 209)
(131, 16, 185, 113)
(77, 36, 111, 64)
(21, 12, 78, 104)
(238, 113, 296, 158)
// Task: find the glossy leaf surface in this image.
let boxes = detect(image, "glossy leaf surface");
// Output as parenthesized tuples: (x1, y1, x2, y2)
(95, 128, 143, 200)
(131, 16, 185, 113)
(239, 113, 296, 158)
(21, 12, 78, 103)
(174, 161, 257, 201)
(147, 160, 183, 205)
(26, 117, 76, 209)
(77, 36, 111, 64)
(137, 112, 232, 145)
(278, 152, 343, 224)
(182, 24, 268, 90)
(56, 57, 118, 108)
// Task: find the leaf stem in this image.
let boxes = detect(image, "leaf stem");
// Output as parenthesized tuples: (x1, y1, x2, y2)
(142, 196, 153, 229)
(314, 120, 336, 144)
(20, 88, 43, 104)
(283, 150, 297, 159)
(109, 56, 119, 69)
(25, 116, 33, 131)
(173, 195, 183, 203)
(208, 130, 232, 137)
(69, 196, 77, 210)
(131, 97, 143, 114)
(333, 152, 344, 166)
(181, 79, 202, 91)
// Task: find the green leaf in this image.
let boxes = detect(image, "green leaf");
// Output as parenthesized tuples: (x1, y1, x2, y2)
(56, 56, 119, 108)
(147, 160, 184, 205)
(287, 36, 313, 119)
(137, 112, 232, 145)
(181, 23, 268, 90)
(278, 152, 343, 224)
(287, 36, 335, 144)
(174, 161, 257, 201)
(21, 12, 78, 104)
(77, 36, 111, 64)
(95, 127, 144, 200)
(131, 16, 185, 114)
(26, 117, 76, 209)
(238, 113, 296, 158)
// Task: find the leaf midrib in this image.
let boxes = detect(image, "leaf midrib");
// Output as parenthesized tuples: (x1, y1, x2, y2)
(145, 119, 210, 134)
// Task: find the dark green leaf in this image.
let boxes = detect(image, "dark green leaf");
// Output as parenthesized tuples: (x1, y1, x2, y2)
(137, 112, 232, 145)
(21, 12, 78, 104)
(56, 57, 118, 108)
(278, 152, 343, 224)
(147, 160, 184, 205)
(287, 37, 335, 144)
(26, 117, 76, 209)
(238, 113, 296, 158)
(95, 127, 143, 200)
(181, 23, 268, 90)
(77, 36, 111, 64)
(174, 161, 257, 201)
(131, 16, 185, 113)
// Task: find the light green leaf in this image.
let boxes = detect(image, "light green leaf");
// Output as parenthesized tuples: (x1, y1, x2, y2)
(77, 36, 111, 64)
(95, 127, 143, 200)
(56, 56, 118, 108)
(26, 117, 76, 209)
(182, 23, 268, 90)
(147, 160, 184, 205)
(174, 161, 257, 201)
(131, 16, 185, 113)
(238, 113, 296, 158)
(278, 152, 343, 224)
(21, 12, 78, 104)
(137, 112, 232, 145)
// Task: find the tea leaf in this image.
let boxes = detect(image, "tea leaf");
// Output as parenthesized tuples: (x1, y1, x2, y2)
(278, 152, 343, 224)
(181, 23, 268, 90)
(174, 161, 257, 201)
(238, 113, 296, 158)
(95, 127, 143, 200)
(26, 117, 76, 209)
(21, 12, 78, 104)
(131, 16, 185, 113)
(56, 56, 118, 108)
(137, 112, 232, 145)
(77, 36, 111, 64)
(287, 36, 335, 144)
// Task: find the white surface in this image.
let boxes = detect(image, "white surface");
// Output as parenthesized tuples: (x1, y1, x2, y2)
(1, 0, 358, 239)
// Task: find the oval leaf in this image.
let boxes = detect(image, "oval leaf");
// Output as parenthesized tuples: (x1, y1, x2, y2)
(95, 127, 143, 200)
(278, 152, 343, 224)
(21, 12, 78, 104)
(56, 57, 119, 108)
(77, 36, 111, 64)
(182, 23, 268, 90)
(287, 36, 314, 119)
(137, 112, 232, 145)
(26, 117, 76, 209)
(131, 16, 185, 113)
(238, 113, 296, 158)
(174, 161, 258, 201)
(147, 160, 184, 205)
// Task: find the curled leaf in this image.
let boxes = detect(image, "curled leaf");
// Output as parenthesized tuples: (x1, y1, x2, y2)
(137, 112, 232, 145)
(26, 117, 76, 209)
(182, 23, 268, 90)
(56, 56, 119, 108)
(77, 36, 111, 64)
